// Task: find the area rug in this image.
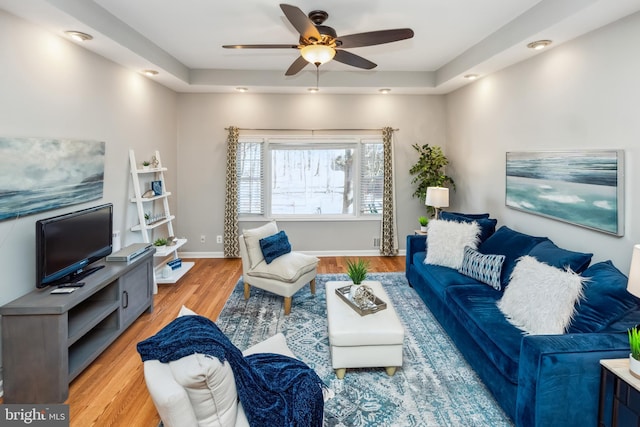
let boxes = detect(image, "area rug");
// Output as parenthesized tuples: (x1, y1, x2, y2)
(216, 272, 513, 427)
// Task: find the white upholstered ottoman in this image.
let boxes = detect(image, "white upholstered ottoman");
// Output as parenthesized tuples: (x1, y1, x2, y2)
(326, 280, 404, 379)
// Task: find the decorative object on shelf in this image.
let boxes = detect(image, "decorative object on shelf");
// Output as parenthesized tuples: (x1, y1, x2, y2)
(409, 143, 455, 218)
(154, 237, 168, 248)
(142, 189, 155, 198)
(426, 186, 449, 219)
(152, 180, 162, 196)
(161, 264, 172, 279)
(166, 236, 178, 246)
(150, 155, 159, 168)
(506, 150, 624, 236)
(418, 216, 429, 232)
(142, 160, 150, 170)
(346, 258, 369, 299)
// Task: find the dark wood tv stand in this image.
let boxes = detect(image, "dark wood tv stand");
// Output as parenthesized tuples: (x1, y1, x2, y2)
(0, 249, 154, 403)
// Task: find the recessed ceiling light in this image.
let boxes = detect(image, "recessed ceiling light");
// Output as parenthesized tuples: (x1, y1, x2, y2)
(65, 31, 93, 42)
(464, 74, 479, 80)
(142, 69, 159, 76)
(235, 87, 248, 93)
(378, 88, 391, 94)
(307, 88, 319, 93)
(527, 40, 552, 50)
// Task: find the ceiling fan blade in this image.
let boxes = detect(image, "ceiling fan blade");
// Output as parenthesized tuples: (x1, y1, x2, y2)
(336, 28, 414, 49)
(280, 4, 321, 42)
(223, 44, 299, 49)
(285, 56, 309, 76)
(333, 50, 376, 70)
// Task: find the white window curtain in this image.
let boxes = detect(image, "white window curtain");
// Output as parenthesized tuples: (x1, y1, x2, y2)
(380, 126, 399, 256)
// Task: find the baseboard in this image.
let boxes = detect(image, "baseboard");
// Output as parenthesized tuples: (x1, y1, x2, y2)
(180, 250, 406, 258)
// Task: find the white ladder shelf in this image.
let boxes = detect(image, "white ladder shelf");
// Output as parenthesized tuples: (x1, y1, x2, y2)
(129, 149, 194, 284)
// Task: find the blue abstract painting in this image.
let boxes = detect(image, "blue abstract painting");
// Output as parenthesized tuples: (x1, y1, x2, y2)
(0, 138, 105, 221)
(506, 150, 624, 236)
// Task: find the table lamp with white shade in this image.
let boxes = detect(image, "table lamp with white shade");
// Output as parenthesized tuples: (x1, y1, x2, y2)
(425, 186, 449, 219)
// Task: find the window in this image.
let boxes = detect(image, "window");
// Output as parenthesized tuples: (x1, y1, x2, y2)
(237, 137, 384, 218)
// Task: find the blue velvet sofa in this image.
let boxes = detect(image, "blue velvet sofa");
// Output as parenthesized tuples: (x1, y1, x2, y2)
(406, 219, 640, 427)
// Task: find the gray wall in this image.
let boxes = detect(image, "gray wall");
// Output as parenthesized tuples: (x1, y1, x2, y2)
(445, 11, 640, 272)
(0, 8, 178, 367)
(176, 93, 446, 255)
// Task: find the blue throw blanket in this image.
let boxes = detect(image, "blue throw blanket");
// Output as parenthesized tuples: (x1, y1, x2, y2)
(137, 315, 325, 427)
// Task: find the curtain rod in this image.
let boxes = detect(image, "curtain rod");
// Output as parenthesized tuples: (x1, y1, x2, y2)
(225, 127, 399, 132)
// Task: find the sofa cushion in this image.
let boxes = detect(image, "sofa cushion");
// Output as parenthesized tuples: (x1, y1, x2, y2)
(169, 353, 238, 427)
(458, 246, 505, 291)
(569, 261, 640, 333)
(248, 251, 318, 283)
(440, 212, 497, 243)
(243, 221, 278, 269)
(413, 252, 481, 299)
(259, 231, 292, 264)
(445, 284, 522, 384)
(441, 212, 490, 220)
(497, 256, 585, 335)
(425, 220, 480, 269)
(529, 240, 592, 273)
(478, 226, 548, 287)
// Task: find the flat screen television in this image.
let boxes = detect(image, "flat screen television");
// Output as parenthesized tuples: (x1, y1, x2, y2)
(36, 203, 113, 288)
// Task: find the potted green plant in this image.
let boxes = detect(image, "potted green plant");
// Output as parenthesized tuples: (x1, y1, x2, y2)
(154, 237, 168, 248)
(409, 143, 455, 217)
(346, 258, 369, 299)
(419, 216, 429, 232)
(629, 326, 640, 378)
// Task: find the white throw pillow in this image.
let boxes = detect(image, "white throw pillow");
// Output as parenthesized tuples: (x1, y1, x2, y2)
(424, 220, 481, 269)
(497, 256, 585, 335)
(248, 251, 319, 283)
(243, 221, 278, 269)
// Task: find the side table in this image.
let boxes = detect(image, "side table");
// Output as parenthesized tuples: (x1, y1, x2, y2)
(599, 358, 640, 427)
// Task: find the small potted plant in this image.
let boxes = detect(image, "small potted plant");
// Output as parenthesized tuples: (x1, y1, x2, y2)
(629, 326, 640, 378)
(142, 160, 151, 170)
(419, 216, 429, 232)
(154, 237, 168, 249)
(346, 258, 369, 299)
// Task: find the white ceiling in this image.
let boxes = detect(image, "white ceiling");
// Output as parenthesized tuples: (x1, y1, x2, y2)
(2, 0, 640, 94)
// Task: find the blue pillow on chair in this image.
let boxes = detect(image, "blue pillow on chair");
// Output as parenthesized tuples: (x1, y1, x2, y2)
(260, 231, 292, 264)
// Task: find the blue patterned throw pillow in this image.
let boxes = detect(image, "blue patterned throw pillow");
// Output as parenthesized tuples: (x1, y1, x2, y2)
(458, 246, 505, 290)
(259, 231, 292, 264)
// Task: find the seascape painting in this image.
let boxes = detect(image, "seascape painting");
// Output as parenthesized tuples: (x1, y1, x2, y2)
(0, 138, 105, 221)
(506, 150, 623, 236)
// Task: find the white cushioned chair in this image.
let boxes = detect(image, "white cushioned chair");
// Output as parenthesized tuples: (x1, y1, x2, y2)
(143, 306, 298, 427)
(239, 221, 319, 315)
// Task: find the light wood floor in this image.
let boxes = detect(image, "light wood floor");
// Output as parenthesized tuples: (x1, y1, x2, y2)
(56, 256, 405, 426)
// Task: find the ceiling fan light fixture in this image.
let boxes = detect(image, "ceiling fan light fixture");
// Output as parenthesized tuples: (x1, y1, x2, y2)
(527, 40, 552, 50)
(301, 44, 335, 65)
(65, 31, 93, 42)
(308, 87, 319, 93)
(379, 88, 391, 94)
(142, 69, 159, 76)
(235, 87, 249, 92)
(464, 74, 479, 80)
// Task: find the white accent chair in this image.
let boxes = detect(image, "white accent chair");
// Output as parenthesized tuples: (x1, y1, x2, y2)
(239, 221, 319, 315)
(143, 307, 297, 427)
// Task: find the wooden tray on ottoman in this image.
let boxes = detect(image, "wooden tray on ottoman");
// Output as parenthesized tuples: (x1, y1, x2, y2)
(335, 285, 387, 316)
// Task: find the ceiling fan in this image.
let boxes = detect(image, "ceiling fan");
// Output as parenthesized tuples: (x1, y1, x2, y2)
(223, 4, 415, 76)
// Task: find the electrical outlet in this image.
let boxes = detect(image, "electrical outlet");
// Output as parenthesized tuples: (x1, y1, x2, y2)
(216, 235, 223, 244)
(200, 235, 205, 243)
